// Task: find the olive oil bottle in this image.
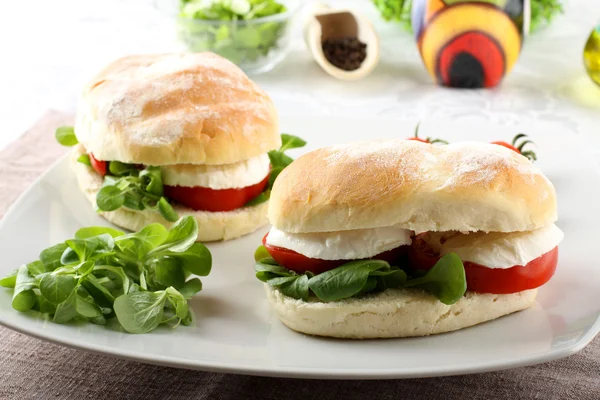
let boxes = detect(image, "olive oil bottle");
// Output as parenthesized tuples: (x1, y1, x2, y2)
(584, 25, 600, 86)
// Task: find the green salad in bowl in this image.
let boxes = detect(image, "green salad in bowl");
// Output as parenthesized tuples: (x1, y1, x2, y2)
(177, 0, 299, 74)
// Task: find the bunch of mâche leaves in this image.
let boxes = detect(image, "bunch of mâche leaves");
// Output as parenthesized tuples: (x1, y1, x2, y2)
(178, 0, 289, 64)
(372, 0, 563, 33)
(0, 216, 212, 334)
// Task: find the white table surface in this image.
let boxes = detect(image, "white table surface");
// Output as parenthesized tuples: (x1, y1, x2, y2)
(1, 0, 600, 156)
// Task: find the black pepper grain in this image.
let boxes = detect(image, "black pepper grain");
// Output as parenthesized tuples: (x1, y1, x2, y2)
(322, 37, 367, 71)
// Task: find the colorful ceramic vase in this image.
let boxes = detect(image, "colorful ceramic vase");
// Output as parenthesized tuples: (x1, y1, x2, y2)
(412, 0, 530, 88)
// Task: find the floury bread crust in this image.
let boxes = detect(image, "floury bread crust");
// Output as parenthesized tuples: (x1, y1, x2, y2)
(264, 139, 554, 338)
(74, 53, 281, 166)
(268, 139, 557, 234)
(70, 146, 269, 242)
(265, 285, 538, 339)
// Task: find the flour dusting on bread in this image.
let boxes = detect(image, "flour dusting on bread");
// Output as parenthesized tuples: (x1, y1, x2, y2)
(269, 138, 557, 234)
(75, 52, 281, 166)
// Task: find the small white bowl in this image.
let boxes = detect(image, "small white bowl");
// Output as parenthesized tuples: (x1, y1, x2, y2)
(304, 5, 380, 80)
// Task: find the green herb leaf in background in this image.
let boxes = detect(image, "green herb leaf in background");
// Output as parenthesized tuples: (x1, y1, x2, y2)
(372, 0, 412, 29)
(279, 134, 307, 152)
(530, 0, 563, 32)
(55, 126, 79, 147)
(371, 0, 563, 34)
(267, 133, 305, 188)
(77, 154, 92, 166)
(178, 0, 288, 63)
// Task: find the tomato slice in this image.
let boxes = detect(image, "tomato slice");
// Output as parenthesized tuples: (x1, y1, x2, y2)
(164, 174, 269, 212)
(409, 234, 558, 294)
(89, 153, 107, 176)
(491, 141, 521, 154)
(262, 233, 408, 275)
(461, 249, 558, 294)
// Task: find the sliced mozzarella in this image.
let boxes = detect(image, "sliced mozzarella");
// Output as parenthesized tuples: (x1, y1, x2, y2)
(161, 154, 270, 190)
(422, 224, 564, 269)
(266, 226, 413, 261)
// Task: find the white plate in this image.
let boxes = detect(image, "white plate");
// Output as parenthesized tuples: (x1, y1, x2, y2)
(0, 116, 599, 379)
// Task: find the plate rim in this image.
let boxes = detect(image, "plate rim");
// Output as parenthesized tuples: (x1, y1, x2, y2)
(1, 306, 598, 379)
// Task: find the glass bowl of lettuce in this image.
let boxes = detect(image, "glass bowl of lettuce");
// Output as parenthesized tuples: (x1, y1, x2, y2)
(176, 0, 299, 74)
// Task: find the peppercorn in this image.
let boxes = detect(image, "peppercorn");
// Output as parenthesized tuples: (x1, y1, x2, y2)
(322, 37, 367, 71)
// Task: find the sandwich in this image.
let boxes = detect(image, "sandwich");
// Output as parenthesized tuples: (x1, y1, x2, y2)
(55, 52, 304, 241)
(254, 139, 563, 338)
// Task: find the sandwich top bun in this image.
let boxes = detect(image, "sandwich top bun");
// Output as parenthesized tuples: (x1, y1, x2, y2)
(74, 53, 281, 166)
(268, 139, 557, 234)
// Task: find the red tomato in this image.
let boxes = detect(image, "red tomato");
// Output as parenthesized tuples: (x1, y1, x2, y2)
(262, 233, 408, 275)
(409, 234, 558, 294)
(164, 174, 269, 212)
(491, 141, 521, 154)
(407, 137, 430, 143)
(89, 153, 107, 176)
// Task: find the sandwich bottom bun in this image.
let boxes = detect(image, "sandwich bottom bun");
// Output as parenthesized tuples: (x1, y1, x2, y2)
(70, 146, 269, 242)
(265, 286, 537, 339)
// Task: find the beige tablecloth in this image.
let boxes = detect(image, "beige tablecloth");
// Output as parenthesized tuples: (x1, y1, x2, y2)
(0, 112, 598, 400)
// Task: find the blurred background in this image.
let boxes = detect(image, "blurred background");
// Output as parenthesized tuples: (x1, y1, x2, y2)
(1, 0, 600, 151)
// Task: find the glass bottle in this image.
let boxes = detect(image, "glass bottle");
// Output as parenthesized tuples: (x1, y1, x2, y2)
(584, 24, 600, 86)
